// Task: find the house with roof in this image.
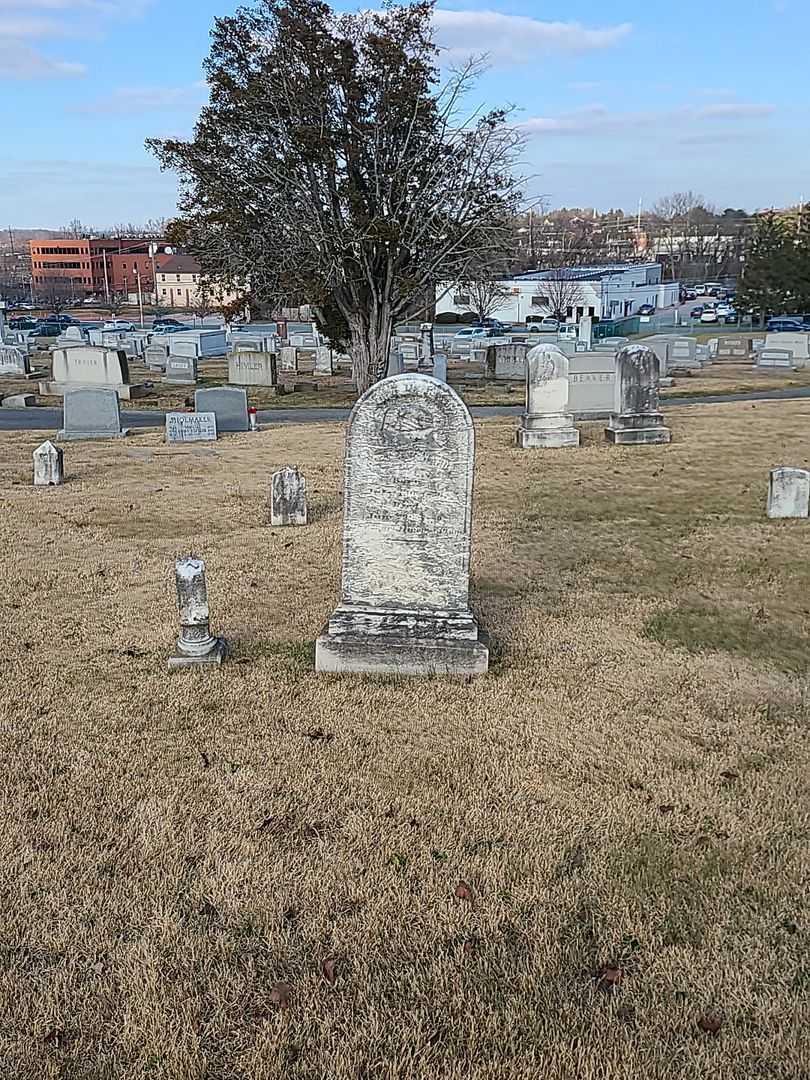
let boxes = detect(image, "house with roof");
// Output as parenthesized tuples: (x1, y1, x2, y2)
(156, 255, 241, 310)
(436, 262, 680, 324)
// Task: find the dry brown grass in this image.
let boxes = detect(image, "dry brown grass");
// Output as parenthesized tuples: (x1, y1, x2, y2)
(1, 403, 810, 1079)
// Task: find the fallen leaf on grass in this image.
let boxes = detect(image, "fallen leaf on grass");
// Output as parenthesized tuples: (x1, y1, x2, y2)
(659, 804, 676, 814)
(720, 770, 739, 781)
(269, 982, 292, 1008)
(595, 965, 623, 991)
(455, 881, 473, 902)
(303, 728, 334, 743)
(697, 1013, 723, 1036)
(322, 958, 338, 985)
(199, 750, 211, 769)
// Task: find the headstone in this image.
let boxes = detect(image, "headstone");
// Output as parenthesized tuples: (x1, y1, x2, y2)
(432, 354, 448, 383)
(41, 346, 145, 400)
(280, 346, 298, 373)
(33, 440, 63, 486)
(516, 344, 579, 449)
(145, 343, 169, 371)
(289, 332, 318, 348)
(0, 345, 30, 376)
(715, 336, 750, 362)
(57, 387, 127, 440)
(228, 350, 277, 387)
(638, 336, 670, 376)
(765, 332, 810, 363)
(170, 338, 200, 359)
(313, 346, 334, 376)
(194, 386, 249, 432)
(568, 352, 616, 417)
(767, 468, 810, 519)
(315, 372, 488, 676)
(668, 337, 700, 371)
(757, 348, 794, 369)
(605, 345, 671, 446)
(593, 336, 629, 353)
(487, 342, 529, 380)
(165, 411, 218, 444)
(578, 315, 593, 350)
(167, 557, 228, 668)
(420, 323, 434, 366)
(2, 393, 35, 408)
(270, 466, 307, 526)
(386, 347, 404, 377)
(164, 354, 199, 385)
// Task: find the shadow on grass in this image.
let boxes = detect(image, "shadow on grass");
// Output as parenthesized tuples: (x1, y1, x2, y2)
(643, 598, 809, 673)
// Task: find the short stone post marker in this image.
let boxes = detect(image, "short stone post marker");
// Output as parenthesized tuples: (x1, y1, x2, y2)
(271, 466, 307, 526)
(33, 440, 64, 486)
(768, 467, 810, 518)
(168, 557, 228, 668)
(516, 344, 579, 448)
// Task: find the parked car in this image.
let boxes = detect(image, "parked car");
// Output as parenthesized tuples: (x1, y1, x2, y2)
(33, 321, 62, 337)
(690, 306, 705, 318)
(767, 317, 806, 332)
(527, 316, 561, 332)
(682, 288, 697, 301)
(102, 319, 136, 332)
(716, 303, 734, 317)
(152, 317, 185, 328)
(42, 313, 78, 327)
(474, 318, 511, 332)
(700, 309, 719, 324)
(9, 316, 38, 330)
(453, 326, 496, 341)
(722, 309, 739, 324)
(637, 303, 655, 316)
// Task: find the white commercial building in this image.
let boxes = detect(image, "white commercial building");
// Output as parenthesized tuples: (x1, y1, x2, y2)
(436, 263, 680, 323)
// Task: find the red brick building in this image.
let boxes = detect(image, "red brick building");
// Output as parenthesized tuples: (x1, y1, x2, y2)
(30, 236, 173, 299)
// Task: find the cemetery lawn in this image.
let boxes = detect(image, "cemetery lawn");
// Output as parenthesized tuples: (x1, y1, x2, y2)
(2, 401, 809, 1079)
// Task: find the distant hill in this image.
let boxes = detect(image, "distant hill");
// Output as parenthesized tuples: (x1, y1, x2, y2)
(0, 229, 62, 253)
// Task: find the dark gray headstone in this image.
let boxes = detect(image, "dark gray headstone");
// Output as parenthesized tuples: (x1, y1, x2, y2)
(605, 345, 671, 446)
(164, 354, 198, 384)
(57, 387, 127, 440)
(194, 386, 249, 432)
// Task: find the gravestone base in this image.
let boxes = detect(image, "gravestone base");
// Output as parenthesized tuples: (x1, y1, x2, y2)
(39, 380, 147, 400)
(57, 426, 129, 441)
(516, 414, 579, 449)
(315, 623, 489, 677)
(605, 413, 671, 446)
(168, 637, 228, 669)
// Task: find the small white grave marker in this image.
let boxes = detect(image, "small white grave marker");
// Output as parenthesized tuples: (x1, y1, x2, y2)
(33, 440, 63, 486)
(165, 412, 218, 444)
(767, 467, 810, 519)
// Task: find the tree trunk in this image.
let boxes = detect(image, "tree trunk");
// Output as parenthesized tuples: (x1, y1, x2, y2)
(348, 306, 394, 395)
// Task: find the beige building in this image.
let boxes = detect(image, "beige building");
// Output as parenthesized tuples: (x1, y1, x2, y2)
(156, 255, 240, 310)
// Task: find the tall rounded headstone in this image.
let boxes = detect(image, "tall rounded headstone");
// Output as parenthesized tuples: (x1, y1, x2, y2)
(516, 344, 579, 449)
(605, 344, 671, 446)
(316, 373, 488, 676)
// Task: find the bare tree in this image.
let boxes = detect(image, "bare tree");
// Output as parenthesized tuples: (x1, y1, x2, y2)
(148, 0, 525, 392)
(532, 270, 585, 323)
(455, 256, 511, 322)
(58, 218, 92, 239)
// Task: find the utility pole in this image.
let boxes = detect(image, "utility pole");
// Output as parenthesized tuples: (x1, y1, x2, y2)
(7, 226, 14, 255)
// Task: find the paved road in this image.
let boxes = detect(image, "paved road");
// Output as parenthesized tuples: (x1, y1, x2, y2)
(2, 386, 810, 432)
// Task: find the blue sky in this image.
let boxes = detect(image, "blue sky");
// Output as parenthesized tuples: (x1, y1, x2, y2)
(1, 0, 806, 227)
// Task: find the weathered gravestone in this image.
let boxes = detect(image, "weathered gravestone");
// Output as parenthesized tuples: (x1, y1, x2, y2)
(165, 412, 217, 444)
(33, 440, 63, 486)
(313, 346, 334, 376)
(668, 337, 699, 370)
(420, 323, 434, 366)
(145, 343, 169, 371)
(168, 557, 228, 668)
(578, 315, 593, 350)
(767, 467, 810, 519)
(194, 386, 249, 432)
(316, 373, 488, 676)
(271, 466, 307, 526)
(516, 344, 579, 449)
(432, 354, 448, 383)
(757, 348, 794, 369)
(487, 342, 529, 380)
(170, 338, 200, 359)
(638, 337, 670, 376)
(605, 345, 671, 446)
(0, 345, 30, 376)
(593, 336, 629, 353)
(386, 347, 404, 377)
(715, 336, 750, 362)
(765, 333, 810, 365)
(228, 350, 277, 387)
(164, 354, 198, 385)
(57, 387, 127, 440)
(280, 346, 298, 373)
(42, 346, 146, 399)
(3, 393, 35, 408)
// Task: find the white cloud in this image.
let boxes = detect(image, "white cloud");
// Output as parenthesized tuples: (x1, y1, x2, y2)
(71, 82, 207, 113)
(0, 15, 68, 35)
(433, 9, 632, 65)
(520, 100, 776, 137)
(0, 38, 86, 78)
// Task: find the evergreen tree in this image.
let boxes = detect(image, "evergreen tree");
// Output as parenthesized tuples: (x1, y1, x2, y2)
(738, 212, 793, 316)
